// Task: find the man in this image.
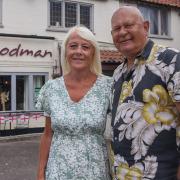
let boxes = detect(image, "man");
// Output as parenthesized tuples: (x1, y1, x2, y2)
(110, 5, 180, 179)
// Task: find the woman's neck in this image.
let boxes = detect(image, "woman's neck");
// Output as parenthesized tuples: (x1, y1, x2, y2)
(65, 70, 96, 82)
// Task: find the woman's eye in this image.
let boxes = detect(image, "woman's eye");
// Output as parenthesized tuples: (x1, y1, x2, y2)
(82, 44, 91, 50)
(82, 46, 89, 49)
(69, 44, 77, 48)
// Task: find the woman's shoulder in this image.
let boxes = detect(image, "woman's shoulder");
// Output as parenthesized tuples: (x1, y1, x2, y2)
(99, 74, 113, 84)
(98, 74, 113, 89)
(41, 76, 63, 92)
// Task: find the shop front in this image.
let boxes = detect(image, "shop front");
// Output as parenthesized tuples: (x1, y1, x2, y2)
(0, 34, 59, 134)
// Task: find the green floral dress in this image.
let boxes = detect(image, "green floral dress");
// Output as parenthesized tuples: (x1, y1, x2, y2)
(36, 75, 112, 180)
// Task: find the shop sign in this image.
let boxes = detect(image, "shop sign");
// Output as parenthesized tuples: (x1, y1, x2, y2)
(0, 44, 52, 58)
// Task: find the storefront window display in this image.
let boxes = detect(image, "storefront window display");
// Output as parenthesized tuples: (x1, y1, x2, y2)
(0, 73, 47, 112)
(0, 76, 11, 111)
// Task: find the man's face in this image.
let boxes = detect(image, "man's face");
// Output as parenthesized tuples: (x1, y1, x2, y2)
(111, 9, 149, 59)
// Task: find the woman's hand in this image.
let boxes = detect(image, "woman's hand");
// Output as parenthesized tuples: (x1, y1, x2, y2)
(177, 165, 180, 180)
(37, 176, 45, 180)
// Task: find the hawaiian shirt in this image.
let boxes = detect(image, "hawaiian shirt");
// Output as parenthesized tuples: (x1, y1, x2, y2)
(111, 39, 180, 180)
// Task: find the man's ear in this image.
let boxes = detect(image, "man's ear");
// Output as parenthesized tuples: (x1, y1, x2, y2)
(144, 20, 149, 34)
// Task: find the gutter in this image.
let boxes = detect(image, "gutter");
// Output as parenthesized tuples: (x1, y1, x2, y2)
(0, 33, 55, 40)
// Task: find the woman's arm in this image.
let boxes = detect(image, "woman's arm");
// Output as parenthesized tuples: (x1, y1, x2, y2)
(37, 117, 53, 180)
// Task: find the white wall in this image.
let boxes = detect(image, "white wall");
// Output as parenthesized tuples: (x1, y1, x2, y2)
(0, 0, 47, 35)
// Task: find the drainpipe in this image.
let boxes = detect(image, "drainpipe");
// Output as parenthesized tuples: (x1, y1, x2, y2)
(57, 41, 62, 77)
(52, 40, 62, 79)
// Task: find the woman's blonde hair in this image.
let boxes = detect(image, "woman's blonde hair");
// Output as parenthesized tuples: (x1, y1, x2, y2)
(61, 26, 102, 75)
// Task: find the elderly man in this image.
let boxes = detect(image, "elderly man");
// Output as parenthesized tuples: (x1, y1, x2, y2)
(110, 5, 180, 179)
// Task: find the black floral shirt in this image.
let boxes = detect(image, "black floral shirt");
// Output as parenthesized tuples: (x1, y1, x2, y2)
(111, 39, 180, 180)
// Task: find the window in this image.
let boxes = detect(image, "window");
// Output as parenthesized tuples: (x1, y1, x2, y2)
(49, 0, 93, 30)
(0, 76, 11, 111)
(139, 5, 170, 37)
(0, 0, 2, 27)
(33, 75, 45, 107)
(0, 73, 47, 112)
(16, 76, 27, 110)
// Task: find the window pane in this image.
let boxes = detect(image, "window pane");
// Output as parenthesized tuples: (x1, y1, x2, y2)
(161, 9, 168, 36)
(0, 0, 2, 25)
(33, 76, 45, 107)
(16, 76, 27, 110)
(0, 76, 11, 111)
(16, 76, 24, 110)
(80, 5, 91, 29)
(139, 6, 149, 21)
(50, 1, 62, 26)
(149, 8, 158, 35)
(139, 6, 163, 35)
(65, 3, 77, 27)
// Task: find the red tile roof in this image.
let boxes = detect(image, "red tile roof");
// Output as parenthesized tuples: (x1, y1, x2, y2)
(100, 50, 124, 63)
(141, 0, 180, 7)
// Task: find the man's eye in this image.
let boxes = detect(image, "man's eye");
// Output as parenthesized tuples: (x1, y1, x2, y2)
(114, 27, 120, 32)
(125, 24, 134, 29)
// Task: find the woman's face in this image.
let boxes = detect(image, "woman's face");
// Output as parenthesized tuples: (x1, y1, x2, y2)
(66, 32, 94, 72)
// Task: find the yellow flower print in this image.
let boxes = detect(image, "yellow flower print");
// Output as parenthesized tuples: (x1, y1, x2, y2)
(142, 85, 177, 125)
(109, 145, 115, 179)
(117, 163, 142, 180)
(114, 155, 157, 179)
(119, 80, 132, 103)
(109, 144, 114, 166)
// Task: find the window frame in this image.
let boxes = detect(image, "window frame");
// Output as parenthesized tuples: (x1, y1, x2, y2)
(0, 73, 48, 112)
(47, 0, 94, 32)
(0, 0, 3, 28)
(138, 4, 171, 39)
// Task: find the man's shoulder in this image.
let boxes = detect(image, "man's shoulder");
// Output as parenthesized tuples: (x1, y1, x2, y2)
(155, 43, 179, 63)
(113, 62, 125, 81)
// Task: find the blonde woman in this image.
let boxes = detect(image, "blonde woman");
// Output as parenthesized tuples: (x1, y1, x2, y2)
(36, 26, 112, 180)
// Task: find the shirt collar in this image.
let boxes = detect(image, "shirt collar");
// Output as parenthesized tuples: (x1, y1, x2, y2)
(122, 39, 154, 68)
(136, 39, 154, 60)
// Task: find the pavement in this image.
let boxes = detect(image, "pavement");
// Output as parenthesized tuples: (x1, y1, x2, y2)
(0, 133, 42, 180)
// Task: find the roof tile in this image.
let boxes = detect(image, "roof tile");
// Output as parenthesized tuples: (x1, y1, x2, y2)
(100, 50, 124, 63)
(141, 0, 180, 7)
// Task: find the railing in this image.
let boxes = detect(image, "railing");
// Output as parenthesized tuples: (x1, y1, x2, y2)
(0, 111, 44, 130)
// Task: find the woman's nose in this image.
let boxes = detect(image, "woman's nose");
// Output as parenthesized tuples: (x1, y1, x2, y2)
(76, 46, 83, 54)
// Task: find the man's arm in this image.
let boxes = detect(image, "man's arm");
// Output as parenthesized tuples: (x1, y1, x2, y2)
(175, 102, 180, 180)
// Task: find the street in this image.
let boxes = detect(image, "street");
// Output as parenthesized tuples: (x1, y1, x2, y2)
(0, 135, 41, 180)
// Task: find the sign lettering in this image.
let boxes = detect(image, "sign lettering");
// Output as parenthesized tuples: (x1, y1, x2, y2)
(0, 44, 52, 58)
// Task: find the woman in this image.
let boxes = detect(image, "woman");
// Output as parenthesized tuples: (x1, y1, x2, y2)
(36, 26, 112, 180)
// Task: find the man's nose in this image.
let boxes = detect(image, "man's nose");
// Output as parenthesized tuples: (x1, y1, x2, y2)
(118, 26, 128, 36)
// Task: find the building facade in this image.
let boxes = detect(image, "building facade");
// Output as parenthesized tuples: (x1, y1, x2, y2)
(0, 0, 179, 131)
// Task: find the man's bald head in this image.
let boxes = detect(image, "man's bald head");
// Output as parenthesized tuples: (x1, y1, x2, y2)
(111, 6, 145, 24)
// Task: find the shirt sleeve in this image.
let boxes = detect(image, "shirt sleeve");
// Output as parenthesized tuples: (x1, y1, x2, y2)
(35, 80, 52, 117)
(166, 51, 180, 102)
(164, 50, 180, 168)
